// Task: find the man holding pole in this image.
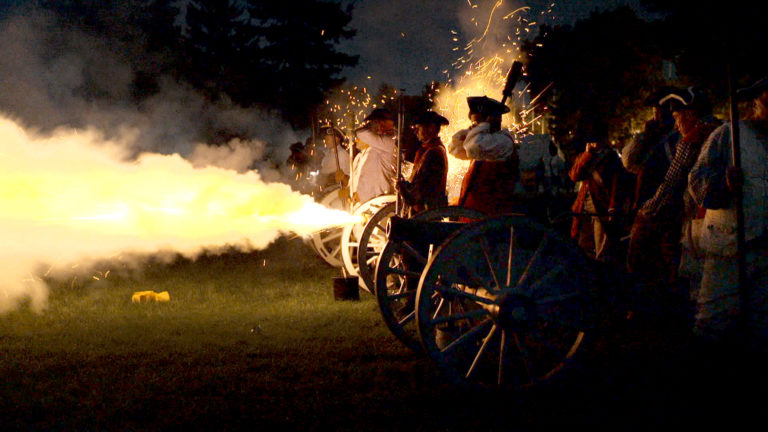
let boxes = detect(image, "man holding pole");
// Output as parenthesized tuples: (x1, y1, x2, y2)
(318, 125, 350, 190)
(350, 108, 398, 205)
(688, 77, 768, 350)
(396, 111, 450, 216)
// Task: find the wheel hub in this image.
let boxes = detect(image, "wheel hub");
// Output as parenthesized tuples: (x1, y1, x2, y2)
(496, 292, 535, 332)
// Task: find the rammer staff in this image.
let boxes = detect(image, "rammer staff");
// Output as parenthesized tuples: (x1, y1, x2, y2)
(395, 89, 405, 216)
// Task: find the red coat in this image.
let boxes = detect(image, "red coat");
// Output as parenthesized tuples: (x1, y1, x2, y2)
(569, 148, 632, 238)
(400, 138, 448, 213)
(458, 157, 520, 216)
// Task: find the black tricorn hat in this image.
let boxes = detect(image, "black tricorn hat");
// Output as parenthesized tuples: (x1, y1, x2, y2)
(467, 96, 510, 116)
(644, 86, 681, 107)
(413, 111, 449, 126)
(737, 77, 768, 101)
(658, 86, 711, 114)
(364, 108, 395, 122)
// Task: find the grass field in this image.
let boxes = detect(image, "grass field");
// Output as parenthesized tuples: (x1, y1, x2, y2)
(1, 236, 766, 430)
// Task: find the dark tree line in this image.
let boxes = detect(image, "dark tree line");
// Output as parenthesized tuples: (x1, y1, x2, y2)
(36, 0, 358, 128)
(521, 2, 768, 148)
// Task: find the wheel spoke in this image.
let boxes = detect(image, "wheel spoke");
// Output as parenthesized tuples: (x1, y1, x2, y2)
(384, 266, 422, 278)
(323, 231, 343, 242)
(397, 310, 415, 326)
(526, 264, 568, 297)
(429, 308, 489, 326)
(431, 297, 446, 320)
(479, 237, 501, 292)
(434, 282, 496, 305)
(401, 242, 428, 265)
(466, 324, 498, 379)
(498, 330, 507, 386)
(439, 319, 493, 357)
(512, 332, 534, 385)
(517, 234, 552, 287)
(506, 226, 515, 287)
(386, 291, 409, 300)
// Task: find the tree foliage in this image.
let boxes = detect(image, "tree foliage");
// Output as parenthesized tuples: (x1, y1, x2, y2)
(38, 0, 358, 128)
(640, 0, 768, 93)
(522, 6, 668, 146)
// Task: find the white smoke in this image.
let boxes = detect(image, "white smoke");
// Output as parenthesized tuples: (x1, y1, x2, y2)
(0, 4, 342, 313)
(0, 5, 300, 169)
(0, 114, 357, 313)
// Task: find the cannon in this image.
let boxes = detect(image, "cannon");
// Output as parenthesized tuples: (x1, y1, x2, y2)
(374, 207, 485, 352)
(339, 194, 397, 293)
(374, 210, 604, 390)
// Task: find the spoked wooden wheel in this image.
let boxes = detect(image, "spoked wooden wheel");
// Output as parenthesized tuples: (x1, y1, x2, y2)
(307, 187, 348, 267)
(415, 215, 597, 390)
(340, 195, 396, 292)
(374, 207, 485, 353)
(355, 202, 397, 294)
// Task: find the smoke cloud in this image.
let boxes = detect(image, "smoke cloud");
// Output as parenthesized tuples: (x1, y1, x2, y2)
(0, 115, 357, 313)
(0, 4, 346, 313)
(0, 5, 300, 171)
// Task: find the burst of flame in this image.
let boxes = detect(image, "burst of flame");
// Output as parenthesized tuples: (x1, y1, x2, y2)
(0, 114, 359, 312)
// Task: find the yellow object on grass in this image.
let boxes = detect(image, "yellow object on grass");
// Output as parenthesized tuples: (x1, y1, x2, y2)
(131, 290, 170, 303)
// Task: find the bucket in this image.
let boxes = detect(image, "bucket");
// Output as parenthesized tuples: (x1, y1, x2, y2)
(333, 276, 360, 301)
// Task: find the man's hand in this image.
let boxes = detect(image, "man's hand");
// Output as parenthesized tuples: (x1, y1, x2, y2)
(726, 166, 744, 192)
(586, 142, 599, 154)
(338, 187, 350, 200)
(334, 169, 347, 184)
(355, 137, 369, 151)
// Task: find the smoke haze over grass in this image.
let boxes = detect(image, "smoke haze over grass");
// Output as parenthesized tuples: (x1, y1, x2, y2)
(0, 4, 351, 313)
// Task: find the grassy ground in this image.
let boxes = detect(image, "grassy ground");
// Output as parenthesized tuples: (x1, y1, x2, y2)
(1, 237, 766, 430)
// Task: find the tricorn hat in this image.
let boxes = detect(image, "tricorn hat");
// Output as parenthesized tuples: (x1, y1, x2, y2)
(413, 111, 449, 126)
(364, 108, 395, 122)
(467, 96, 510, 116)
(320, 124, 345, 138)
(658, 86, 711, 114)
(737, 77, 768, 101)
(644, 86, 681, 107)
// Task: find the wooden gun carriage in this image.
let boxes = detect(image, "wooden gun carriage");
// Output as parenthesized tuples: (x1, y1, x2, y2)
(371, 206, 613, 390)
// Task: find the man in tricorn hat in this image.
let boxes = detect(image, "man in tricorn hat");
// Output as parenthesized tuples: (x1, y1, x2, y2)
(689, 77, 768, 349)
(349, 108, 397, 205)
(448, 96, 519, 215)
(629, 87, 720, 301)
(396, 111, 450, 216)
(622, 86, 681, 214)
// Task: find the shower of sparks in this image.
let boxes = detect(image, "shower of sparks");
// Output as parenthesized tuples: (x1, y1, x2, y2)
(432, 0, 557, 201)
(320, 82, 401, 133)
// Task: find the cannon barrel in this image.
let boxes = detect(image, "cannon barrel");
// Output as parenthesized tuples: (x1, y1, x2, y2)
(386, 216, 465, 247)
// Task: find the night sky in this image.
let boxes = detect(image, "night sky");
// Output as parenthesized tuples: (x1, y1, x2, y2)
(341, 0, 658, 93)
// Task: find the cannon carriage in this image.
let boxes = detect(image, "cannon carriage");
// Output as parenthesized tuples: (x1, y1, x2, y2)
(371, 205, 615, 390)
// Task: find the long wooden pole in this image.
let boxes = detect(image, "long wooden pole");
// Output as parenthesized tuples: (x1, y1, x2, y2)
(727, 63, 748, 321)
(395, 89, 405, 216)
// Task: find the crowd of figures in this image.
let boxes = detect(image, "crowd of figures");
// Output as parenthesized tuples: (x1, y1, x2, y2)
(285, 78, 768, 353)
